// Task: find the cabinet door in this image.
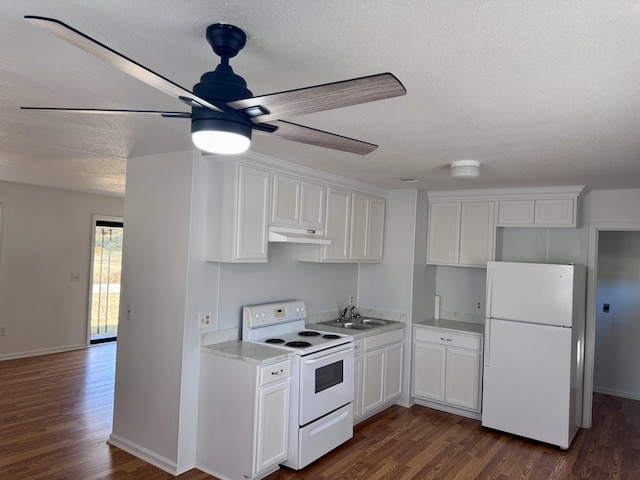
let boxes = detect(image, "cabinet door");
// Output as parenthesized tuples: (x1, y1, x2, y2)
(353, 352, 363, 422)
(349, 193, 370, 261)
(299, 181, 325, 229)
(427, 202, 461, 264)
(236, 166, 270, 261)
(534, 198, 575, 226)
(444, 348, 481, 411)
(412, 342, 445, 402)
(271, 174, 300, 226)
(362, 348, 385, 415)
(324, 187, 351, 261)
(367, 196, 385, 261)
(459, 201, 495, 266)
(384, 343, 403, 402)
(497, 200, 535, 226)
(255, 380, 290, 474)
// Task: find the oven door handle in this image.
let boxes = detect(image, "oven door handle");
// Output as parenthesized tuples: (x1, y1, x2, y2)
(303, 346, 354, 365)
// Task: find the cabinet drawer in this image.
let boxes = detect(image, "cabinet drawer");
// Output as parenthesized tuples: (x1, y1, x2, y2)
(414, 328, 481, 351)
(364, 328, 404, 351)
(259, 360, 291, 386)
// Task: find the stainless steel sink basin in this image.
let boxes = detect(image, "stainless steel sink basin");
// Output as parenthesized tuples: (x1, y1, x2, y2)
(361, 318, 388, 325)
(318, 318, 388, 329)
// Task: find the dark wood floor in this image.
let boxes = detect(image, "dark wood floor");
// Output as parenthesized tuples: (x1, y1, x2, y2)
(1, 343, 638, 479)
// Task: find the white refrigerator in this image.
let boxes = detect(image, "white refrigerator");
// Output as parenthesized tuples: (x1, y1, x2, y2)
(482, 261, 586, 449)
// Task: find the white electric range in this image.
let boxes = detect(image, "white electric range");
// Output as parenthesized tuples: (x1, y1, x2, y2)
(242, 300, 354, 470)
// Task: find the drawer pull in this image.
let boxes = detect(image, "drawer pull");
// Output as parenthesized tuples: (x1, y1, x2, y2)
(440, 337, 453, 342)
(271, 369, 284, 375)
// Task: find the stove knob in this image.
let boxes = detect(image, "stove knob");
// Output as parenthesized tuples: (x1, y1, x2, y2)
(254, 312, 261, 320)
(261, 312, 266, 318)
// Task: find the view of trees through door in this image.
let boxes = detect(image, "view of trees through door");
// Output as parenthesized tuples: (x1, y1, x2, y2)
(90, 219, 123, 343)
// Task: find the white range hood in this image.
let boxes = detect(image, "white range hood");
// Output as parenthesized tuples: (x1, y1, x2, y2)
(268, 226, 331, 245)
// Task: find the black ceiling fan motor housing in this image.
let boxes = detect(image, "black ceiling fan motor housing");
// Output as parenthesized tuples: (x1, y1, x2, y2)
(192, 23, 255, 139)
(206, 23, 247, 60)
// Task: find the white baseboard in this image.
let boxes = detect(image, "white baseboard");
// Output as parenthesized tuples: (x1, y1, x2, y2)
(0, 343, 86, 361)
(108, 433, 190, 475)
(593, 386, 640, 402)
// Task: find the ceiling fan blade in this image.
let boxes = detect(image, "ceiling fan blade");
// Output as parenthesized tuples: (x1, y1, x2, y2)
(20, 107, 191, 118)
(24, 16, 222, 113)
(259, 120, 378, 155)
(228, 73, 406, 123)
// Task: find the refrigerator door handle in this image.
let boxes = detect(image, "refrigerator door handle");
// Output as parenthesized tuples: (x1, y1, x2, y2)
(485, 317, 491, 367)
(486, 268, 493, 319)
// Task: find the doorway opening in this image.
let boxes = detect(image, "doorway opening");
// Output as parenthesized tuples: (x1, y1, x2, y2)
(584, 222, 640, 428)
(89, 218, 124, 344)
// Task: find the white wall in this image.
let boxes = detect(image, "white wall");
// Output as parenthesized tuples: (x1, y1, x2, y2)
(110, 150, 207, 473)
(435, 266, 486, 319)
(217, 243, 358, 329)
(359, 189, 418, 313)
(0, 181, 124, 359)
(594, 231, 640, 399)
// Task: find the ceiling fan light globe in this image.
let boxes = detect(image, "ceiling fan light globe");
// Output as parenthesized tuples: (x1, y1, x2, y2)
(192, 130, 250, 154)
(191, 118, 252, 154)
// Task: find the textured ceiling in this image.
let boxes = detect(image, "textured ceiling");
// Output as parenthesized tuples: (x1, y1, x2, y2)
(1, 1, 639, 196)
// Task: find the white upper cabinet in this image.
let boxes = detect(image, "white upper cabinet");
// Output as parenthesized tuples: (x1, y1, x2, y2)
(206, 162, 270, 263)
(428, 201, 495, 267)
(323, 187, 352, 261)
(271, 173, 325, 230)
(349, 193, 385, 262)
(497, 197, 576, 227)
(427, 202, 461, 264)
(297, 189, 385, 263)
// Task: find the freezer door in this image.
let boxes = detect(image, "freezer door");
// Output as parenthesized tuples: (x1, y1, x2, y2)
(486, 261, 575, 327)
(482, 318, 575, 449)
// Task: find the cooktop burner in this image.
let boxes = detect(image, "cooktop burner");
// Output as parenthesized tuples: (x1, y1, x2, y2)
(322, 334, 341, 339)
(286, 341, 312, 348)
(298, 331, 321, 337)
(265, 338, 285, 344)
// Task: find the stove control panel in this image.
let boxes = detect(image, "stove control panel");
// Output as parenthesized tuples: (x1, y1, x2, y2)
(244, 300, 306, 328)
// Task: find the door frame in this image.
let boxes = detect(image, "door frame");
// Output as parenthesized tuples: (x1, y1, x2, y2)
(86, 214, 124, 345)
(583, 221, 640, 427)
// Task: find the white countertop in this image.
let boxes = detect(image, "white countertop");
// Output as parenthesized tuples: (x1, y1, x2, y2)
(201, 340, 293, 365)
(414, 318, 484, 336)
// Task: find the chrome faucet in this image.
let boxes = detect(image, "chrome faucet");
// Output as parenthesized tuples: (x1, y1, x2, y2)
(339, 306, 349, 322)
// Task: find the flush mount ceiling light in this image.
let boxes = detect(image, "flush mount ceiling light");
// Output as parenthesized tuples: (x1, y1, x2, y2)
(450, 160, 480, 178)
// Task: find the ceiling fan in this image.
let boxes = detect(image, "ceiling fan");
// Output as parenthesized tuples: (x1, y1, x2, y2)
(21, 16, 406, 155)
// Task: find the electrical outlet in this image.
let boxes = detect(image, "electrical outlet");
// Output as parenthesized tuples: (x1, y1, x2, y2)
(199, 312, 212, 329)
(70, 272, 80, 282)
(475, 301, 483, 311)
(0, 326, 6, 337)
(348, 294, 354, 305)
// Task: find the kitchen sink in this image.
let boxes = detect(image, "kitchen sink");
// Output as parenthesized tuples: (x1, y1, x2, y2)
(318, 318, 388, 329)
(361, 318, 388, 325)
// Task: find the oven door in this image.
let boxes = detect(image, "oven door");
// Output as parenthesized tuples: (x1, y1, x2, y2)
(299, 343, 354, 426)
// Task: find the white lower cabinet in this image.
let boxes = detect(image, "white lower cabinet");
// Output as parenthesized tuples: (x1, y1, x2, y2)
(412, 326, 483, 417)
(197, 351, 291, 480)
(355, 328, 404, 422)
